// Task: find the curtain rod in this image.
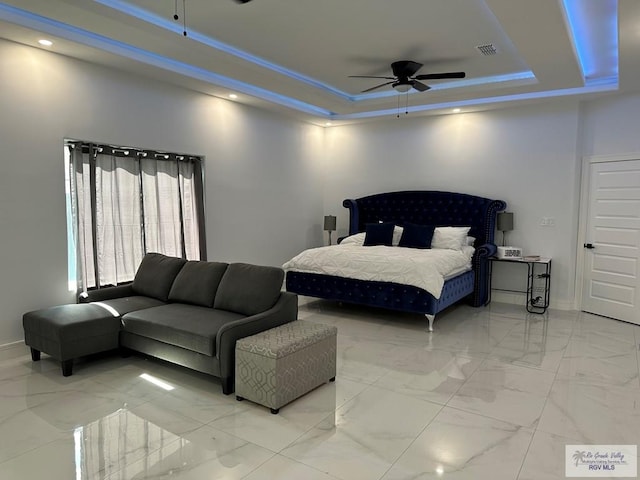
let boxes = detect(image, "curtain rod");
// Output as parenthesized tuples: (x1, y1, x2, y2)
(65, 140, 201, 163)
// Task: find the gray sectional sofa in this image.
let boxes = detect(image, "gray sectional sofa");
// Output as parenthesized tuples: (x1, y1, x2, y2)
(25, 253, 298, 394)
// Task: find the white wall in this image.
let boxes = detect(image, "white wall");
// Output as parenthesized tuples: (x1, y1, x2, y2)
(0, 39, 325, 345)
(324, 101, 582, 310)
(581, 93, 640, 156)
(205, 105, 325, 264)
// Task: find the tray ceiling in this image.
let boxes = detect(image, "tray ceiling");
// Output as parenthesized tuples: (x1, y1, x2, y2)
(0, 0, 635, 125)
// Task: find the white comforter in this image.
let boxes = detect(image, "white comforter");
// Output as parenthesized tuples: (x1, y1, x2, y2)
(283, 245, 474, 299)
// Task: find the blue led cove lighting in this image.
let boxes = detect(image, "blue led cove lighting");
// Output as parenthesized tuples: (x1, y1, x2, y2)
(561, 0, 618, 82)
(331, 81, 618, 121)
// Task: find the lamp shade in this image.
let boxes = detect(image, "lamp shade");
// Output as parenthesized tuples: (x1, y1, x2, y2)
(497, 212, 514, 232)
(323, 215, 336, 231)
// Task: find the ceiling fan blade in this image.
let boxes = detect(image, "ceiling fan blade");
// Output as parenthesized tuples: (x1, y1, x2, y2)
(361, 81, 396, 93)
(415, 72, 466, 80)
(349, 75, 396, 80)
(392, 60, 423, 78)
(412, 81, 431, 92)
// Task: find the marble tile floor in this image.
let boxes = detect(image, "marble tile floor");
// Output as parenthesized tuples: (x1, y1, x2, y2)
(0, 300, 639, 479)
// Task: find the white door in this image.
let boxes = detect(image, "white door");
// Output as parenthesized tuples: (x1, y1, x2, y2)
(581, 158, 640, 325)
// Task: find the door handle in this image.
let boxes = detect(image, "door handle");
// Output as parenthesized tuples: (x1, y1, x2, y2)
(584, 243, 595, 249)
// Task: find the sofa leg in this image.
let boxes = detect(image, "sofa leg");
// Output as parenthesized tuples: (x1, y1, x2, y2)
(270, 408, 279, 415)
(236, 395, 244, 402)
(30, 348, 41, 362)
(221, 377, 233, 395)
(61, 359, 73, 377)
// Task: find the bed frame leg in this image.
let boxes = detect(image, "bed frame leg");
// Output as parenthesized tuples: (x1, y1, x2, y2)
(425, 314, 435, 332)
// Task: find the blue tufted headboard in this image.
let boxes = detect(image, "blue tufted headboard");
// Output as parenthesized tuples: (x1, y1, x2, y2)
(343, 191, 506, 248)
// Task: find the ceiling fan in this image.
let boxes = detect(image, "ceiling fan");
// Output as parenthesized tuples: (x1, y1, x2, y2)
(350, 60, 466, 93)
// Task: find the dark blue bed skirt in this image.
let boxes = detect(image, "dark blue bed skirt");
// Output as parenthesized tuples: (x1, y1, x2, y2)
(286, 270, 476, 315)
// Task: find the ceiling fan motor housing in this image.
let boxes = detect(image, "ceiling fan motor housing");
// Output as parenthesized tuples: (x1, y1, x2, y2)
(391, 60, 423, 78)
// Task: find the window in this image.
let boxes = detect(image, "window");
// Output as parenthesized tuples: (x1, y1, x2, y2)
(65, 141, 205, 291)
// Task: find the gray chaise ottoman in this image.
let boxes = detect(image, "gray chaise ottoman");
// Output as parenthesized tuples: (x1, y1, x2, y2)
(235, 320, 337, 414)
(23, 304, 122, 376)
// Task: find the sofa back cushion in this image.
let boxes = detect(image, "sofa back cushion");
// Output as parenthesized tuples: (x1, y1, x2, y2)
(214, 263, 284, 316)
(132, 253, 186, 301)
(168, 261, 228, 307)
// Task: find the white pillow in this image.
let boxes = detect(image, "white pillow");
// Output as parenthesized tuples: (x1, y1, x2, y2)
(339, 232, 365, 246)
(466, 236, 476, 246)
(392, 225, 404, 246)
(461, 245, 475, 258)
(432, 226, 471, 250)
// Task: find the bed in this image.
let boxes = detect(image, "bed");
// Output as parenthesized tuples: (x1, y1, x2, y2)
(284, 190, 506, 331)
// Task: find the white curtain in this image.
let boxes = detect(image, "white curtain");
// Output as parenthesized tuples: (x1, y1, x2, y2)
(68, 144, 202, 291)
(95, 154, 143, 286)
(69, 146, 94, 291)
(179, 161, 201, 261)
(141, 158, 182, 258)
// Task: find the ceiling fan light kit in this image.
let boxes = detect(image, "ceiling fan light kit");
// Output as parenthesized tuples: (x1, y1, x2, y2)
(393, 83, 412, 93)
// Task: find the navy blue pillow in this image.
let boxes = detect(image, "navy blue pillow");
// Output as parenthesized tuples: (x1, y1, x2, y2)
(363, 222, 395, 246)
(398, 223, 435, 249)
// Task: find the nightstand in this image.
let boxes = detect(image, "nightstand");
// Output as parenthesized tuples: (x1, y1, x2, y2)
(487, 257, 551, 313)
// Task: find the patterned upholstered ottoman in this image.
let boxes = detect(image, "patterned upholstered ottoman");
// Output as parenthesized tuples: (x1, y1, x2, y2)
(235, 320, 337, 414)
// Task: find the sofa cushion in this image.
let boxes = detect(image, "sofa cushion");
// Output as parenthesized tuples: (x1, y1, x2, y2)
(214, 263, 284, 316)
(121, 304, 244, 356)
(91, 296, 166, 316)
(132, 253, 187, 302)
(168, 261, 228, 307)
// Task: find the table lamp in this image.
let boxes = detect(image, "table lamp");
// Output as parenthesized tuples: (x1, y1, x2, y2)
(497, 212, 514, 246)
(323, 215, 336, 245)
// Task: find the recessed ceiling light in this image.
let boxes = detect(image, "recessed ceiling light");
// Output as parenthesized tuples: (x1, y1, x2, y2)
(452, 108, 461, 113)
(325, 122, 333, 127)
(38, 39, 53, 47)
(228, 94, 238, 99)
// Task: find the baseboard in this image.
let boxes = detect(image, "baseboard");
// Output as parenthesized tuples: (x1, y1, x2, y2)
(0, 341, 28, 361)
(0, 340, 24, 350)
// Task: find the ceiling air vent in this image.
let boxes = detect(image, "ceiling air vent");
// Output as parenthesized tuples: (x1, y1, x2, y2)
(476, 43, 498, 56)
